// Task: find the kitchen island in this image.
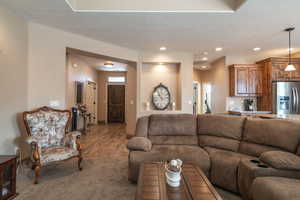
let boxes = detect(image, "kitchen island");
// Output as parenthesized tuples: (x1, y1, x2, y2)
(227, 111, 300, 120)
(228, 110, 272, 116)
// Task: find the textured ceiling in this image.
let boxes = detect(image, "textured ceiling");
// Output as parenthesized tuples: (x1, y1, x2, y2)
(1, 0, 300, 65)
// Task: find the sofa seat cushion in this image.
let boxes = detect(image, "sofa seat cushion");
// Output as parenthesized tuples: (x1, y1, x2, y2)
(40, 146, 78, 165)
(252, 177, 300, 200)
(128, 145, 210, 182)
(127, 137, 152, 152)
(205, 147, 254, 193)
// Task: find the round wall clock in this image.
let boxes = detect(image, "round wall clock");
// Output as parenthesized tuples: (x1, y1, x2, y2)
(152, 83, 171, 110)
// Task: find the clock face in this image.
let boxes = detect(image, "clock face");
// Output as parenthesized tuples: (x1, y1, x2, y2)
(152, 84, 171, 110)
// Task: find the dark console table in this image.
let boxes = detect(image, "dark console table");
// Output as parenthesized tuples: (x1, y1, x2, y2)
(0, 156, 17, 200)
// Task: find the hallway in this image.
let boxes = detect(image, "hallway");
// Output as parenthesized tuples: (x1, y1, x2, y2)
(81, 123, 129, 159)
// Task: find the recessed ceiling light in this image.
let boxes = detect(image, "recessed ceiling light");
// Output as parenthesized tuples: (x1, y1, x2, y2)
(201, 66, 207, 69)
(104, 61, 114, 68)
(72, 63, 78, 68)
(202, 57, 208, 61)
(160, 46, 167, 51)
(253, 47, 261, 51)
(215, 47, 223, 52)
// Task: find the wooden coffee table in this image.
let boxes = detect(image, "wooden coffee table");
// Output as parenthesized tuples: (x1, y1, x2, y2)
(135, 162, 223, 200)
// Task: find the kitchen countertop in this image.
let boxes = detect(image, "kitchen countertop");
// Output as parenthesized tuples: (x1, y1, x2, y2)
(228, 110, 272, 115)
(256, 114, 300, 120)
(228, 111, 300, 120)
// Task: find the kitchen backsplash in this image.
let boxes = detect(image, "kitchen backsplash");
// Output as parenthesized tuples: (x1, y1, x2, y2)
(226, 97, 257, 111)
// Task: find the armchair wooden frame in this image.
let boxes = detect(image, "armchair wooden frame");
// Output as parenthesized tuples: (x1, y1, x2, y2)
(23, 106, 83, 184)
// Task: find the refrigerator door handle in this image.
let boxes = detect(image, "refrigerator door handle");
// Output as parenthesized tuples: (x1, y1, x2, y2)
(296, 88, 299, 113)
(292, 88, 296, 112)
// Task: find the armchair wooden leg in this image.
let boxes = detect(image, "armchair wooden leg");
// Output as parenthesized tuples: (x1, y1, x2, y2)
(76, 135, 83, 171)
(34, 165, 41, 184)
(78, 155, 83, 171)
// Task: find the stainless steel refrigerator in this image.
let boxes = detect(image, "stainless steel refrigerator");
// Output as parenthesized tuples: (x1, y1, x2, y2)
(273, 82, 300, 114)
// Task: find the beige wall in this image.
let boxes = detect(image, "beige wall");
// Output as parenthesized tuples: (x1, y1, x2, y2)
(66, 54, 98, 109)
(28, 22, 139, 110)
(193, 68, 203, 83)
(141, 63, 180, 111)
(0, 5, 28, 154)
(197, 57, 228, 113)
(125, 64, 137, 136)
(140, 52, 194, 115)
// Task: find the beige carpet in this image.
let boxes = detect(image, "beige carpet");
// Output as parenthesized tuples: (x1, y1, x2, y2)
(15, 124, 240, 200)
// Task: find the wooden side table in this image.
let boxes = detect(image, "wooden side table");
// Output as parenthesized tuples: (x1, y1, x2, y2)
(0, 156, 17, 200)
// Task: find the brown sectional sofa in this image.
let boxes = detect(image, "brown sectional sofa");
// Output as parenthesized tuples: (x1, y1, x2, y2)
(127, 114, 300, 200)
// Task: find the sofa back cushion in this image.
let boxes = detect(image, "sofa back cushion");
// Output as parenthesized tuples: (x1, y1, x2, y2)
(148, 114, 198, 145)
(197, 115, 246, 152)
(239, 118, 300, 157)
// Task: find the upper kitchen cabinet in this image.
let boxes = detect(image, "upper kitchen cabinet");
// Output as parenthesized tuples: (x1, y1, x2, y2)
(229, 64, 263, 97)
(256, 57, 300, 111)
(257, 57, 300, 81)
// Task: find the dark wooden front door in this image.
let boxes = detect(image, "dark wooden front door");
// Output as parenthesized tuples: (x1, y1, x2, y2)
(108, 85, 125, 123)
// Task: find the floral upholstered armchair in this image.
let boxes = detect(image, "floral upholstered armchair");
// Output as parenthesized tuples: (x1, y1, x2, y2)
(23, 106, 83, 184)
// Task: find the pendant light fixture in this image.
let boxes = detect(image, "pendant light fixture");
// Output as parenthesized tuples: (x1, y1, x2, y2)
(284, 27, 296, 71)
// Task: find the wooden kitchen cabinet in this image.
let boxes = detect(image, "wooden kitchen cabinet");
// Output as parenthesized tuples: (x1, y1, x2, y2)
(256, 57, 300, 111)
(229, 64, 263, 96)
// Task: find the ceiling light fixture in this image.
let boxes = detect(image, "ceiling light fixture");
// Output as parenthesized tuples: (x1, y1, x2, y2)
(201, 66, 207, 69)
(160, 46, 167, 51)
(202, 57, 208, 61)
(104, 61, 114, 68)
(253, 47, 261, 51)
(72, 63, 78, 68)
(284, 27, 296, 72)
(215, 47, 223, 52)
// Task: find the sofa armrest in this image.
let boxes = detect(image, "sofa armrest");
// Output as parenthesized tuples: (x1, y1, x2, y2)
(260, 151, 300, 171)
(127, 137, 152, 152)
